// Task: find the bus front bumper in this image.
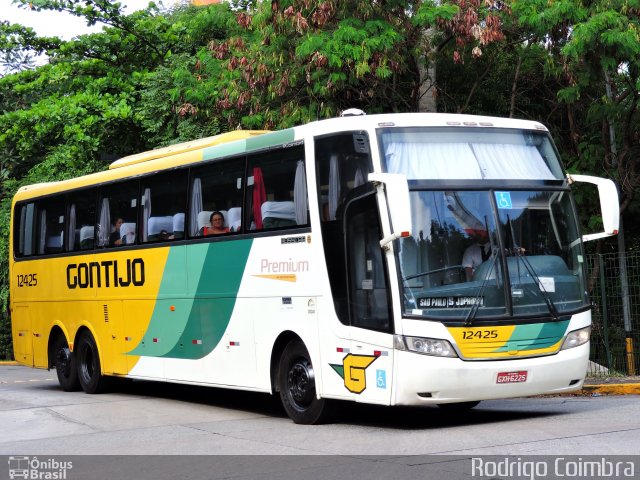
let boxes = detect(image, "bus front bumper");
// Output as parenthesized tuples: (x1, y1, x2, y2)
(393, 343, 589, 405)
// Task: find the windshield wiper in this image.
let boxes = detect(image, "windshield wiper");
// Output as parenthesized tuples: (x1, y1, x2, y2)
(464, 252, 498, 326)
(506, 215, 560, 321)
(513, 252, 560, 321)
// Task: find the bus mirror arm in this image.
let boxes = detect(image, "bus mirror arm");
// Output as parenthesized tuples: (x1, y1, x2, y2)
(368, 173, 412, 249)
(566, 174, 619, 242)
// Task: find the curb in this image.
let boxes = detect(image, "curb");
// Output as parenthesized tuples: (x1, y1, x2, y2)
(581, 383, 640, 395)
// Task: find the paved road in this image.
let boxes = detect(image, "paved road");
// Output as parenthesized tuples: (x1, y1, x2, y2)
(1, 364, 639, 479)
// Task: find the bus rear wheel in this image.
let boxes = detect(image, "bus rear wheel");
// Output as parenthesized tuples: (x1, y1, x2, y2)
(53, 334, 80, 392)
(76, 330, 107, 394)
(278, 340, 329, 424)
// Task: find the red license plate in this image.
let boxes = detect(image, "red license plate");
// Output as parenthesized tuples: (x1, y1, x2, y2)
(496, 371, 528, 384)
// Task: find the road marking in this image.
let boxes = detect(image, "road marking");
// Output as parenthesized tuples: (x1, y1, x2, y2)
(0, 378, 56, 385)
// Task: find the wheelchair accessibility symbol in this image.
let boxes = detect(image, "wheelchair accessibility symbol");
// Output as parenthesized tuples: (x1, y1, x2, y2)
(376, 369, 387, 389)
(495, 191, 513, 209)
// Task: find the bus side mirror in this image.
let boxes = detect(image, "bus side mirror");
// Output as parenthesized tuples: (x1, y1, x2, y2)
(567, 174, 619, 242)
(368, 173, 412, 247)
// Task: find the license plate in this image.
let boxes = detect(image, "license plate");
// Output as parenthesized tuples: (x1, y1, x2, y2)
(496, 371, 528, 384)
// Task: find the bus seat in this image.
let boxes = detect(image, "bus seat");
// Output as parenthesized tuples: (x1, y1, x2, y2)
(227, 207, 242, 231)
(172, 213, 185, 239)
(148, 216, 174, 240)
(261, 201, 296, 228)
(197, 211, 212, 232)
(120, 222, 136, 245)
(45, 233, 63, 252)
(79, 226, 94, 250)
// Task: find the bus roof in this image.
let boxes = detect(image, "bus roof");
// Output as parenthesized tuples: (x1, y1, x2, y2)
(12, 113, 550, 202)
(108, 130, 268, 169)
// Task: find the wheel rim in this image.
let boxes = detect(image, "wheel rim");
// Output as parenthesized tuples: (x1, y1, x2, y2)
(56, 347, 71, 378)
(287, 358, 315, 409)
(79, 343, 95, 381)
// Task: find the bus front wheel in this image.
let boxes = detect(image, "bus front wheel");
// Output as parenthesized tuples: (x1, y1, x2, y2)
(76, 330, 107, 394)
(53, 334, 80, 392)
(278, 340, 329, 424)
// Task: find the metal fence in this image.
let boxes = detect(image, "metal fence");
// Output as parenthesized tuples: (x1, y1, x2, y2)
(586, 252, 640, 377)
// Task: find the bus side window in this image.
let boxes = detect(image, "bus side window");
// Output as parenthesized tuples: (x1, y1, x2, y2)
(141, 170, 188, 243)
(97, 180, 139, 248)
(67, 188, 96, 252)
(189, 157, 245, 237)
(14, 202, 36, 257)
(246, 143, 307, 231)
(37, 197, 66, 255)
(314, 133, 372, 223)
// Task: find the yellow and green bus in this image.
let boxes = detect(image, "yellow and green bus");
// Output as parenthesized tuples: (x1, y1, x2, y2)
(10, 112, 619, 423)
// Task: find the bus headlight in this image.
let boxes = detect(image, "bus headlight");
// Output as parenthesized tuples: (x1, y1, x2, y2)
(394, 335, 458, 358)
(561, 326, 591, 350)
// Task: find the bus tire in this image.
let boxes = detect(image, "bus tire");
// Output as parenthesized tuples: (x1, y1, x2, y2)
(53, 335, 80, 392)
(437, 401, 480, 411)
(278, 339, 329, 424)
(76, 330, 107, 394)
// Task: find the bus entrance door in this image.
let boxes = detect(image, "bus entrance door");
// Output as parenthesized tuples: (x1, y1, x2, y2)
(345, 193, 394, 405)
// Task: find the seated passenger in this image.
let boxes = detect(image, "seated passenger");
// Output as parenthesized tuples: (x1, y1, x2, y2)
(110, 218, 124, 246)
(462, 230, 491, 281)
(203, 211, 229, 235)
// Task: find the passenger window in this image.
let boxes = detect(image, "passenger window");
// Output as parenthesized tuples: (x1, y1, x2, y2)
(14, 202, 36, 258)
(315, 133, 372, 222)
(37, 197, 66, 255)
(67, 189, 96, 252)
(189, 158, 244, 237)
(246, 144, 308, 231)
(141, 170, 188, 243)
(97, 181, 139, 248)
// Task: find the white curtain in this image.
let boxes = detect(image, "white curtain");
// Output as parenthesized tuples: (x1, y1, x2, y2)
(98, 198, 111, 247)
(328, 154, 340, 220)
(353, 165, 366, 188)
(385, 142, 481, 179)
(384, 142, 555, 180)
(190, 177, 203, 236)
(142, 188, 151, 242)
(471, 143, 555, 179)
(294, 160, 308, 225)
(68, 204, 76, 251)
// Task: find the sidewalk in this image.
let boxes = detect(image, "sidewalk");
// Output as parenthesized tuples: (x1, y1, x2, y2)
(582, 376, 640, 395)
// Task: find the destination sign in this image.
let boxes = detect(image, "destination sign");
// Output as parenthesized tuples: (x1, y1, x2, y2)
(417, 296, 484, 308)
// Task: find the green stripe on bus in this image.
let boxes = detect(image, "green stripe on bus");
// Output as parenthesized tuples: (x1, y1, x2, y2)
(201, 129, 295, 162)
(162, 239, 253, 359)
(245, 129, 295, 150)
(494, 320, 569, 352)
(128, 247, 193, 357)
(128, 240, 253, 359)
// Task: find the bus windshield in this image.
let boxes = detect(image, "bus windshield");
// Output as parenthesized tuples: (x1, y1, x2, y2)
(396, 189, 587, 321)
(378, 126, 587, 321)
